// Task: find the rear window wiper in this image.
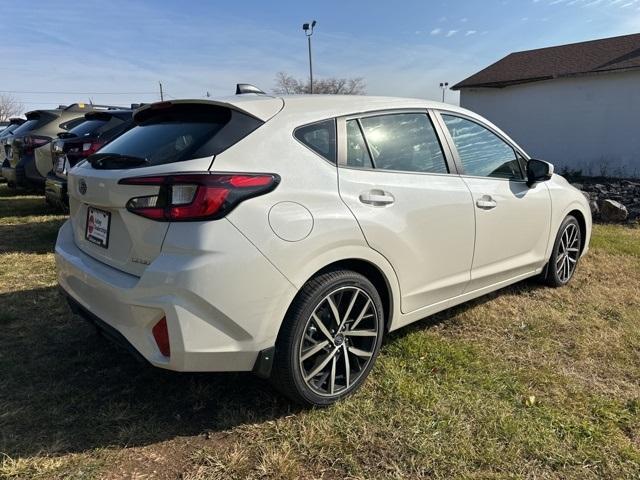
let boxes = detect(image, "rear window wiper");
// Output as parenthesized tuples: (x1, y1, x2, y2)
(88, 153, 150, 169)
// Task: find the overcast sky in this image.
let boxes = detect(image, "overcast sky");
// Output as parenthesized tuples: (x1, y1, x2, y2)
(1, 0, 639, 112)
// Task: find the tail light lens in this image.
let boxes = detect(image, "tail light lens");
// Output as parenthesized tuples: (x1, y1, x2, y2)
(118, 172, 280, 221)
(23, 136, 51, 155)
(152, 317, 170, 357)
(81, 141, 104, 157)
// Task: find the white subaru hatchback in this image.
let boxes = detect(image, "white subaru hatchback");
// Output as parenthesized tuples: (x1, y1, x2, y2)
(56, 93, 591, 406)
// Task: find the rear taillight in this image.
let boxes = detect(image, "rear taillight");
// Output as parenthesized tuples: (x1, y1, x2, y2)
(23, 136, 50, 155)
(152, 317, 170, 357)
(118, 172, 280, 221)
(81, 141, 104, 157)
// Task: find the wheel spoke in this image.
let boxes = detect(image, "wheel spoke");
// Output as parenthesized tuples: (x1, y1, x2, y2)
(305, 347, 339, 381)
(566, 247, 579, 253)
(343, 343, 350, 389)
(326, 296, 341, 327)
(348, 346, 372, 358)
(301, 340, 330, 361)
(312, 313, 333, 341)
(567, 256, 576, 264)
(338, 290, 359, 332)
(350, 299, 372, 331)
(329, 355, 337, 394)
(344, 329, 378, 337)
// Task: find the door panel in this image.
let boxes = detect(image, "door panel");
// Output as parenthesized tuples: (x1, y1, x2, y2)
(339, 168, 475, 312)
(336, 111, 474, 313)
(462, 178, 551, 291)
(435, 111, 552, 291)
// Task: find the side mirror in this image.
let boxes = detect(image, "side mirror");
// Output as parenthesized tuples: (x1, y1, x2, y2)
(526, 159, 554, 187)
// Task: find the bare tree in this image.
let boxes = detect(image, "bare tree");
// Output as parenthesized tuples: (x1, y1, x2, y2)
(0, 94, 24, 123)
(273, 72, 366, 95)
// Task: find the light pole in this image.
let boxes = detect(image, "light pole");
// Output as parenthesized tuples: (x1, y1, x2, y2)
(439, 82, 449, 102)
(303, 20, 317, 94)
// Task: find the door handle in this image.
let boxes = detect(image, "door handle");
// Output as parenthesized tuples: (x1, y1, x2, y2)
(476, 195, 497, 210)
(359, 189, 395, 206)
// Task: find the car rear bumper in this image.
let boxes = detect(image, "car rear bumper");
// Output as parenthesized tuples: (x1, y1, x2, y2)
(45, 174, 68, 207)
(55, 219, 297, 372)
(1, 166, 18, 184)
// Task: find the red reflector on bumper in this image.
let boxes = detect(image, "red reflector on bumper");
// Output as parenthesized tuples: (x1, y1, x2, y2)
(152, 317, 170, 357)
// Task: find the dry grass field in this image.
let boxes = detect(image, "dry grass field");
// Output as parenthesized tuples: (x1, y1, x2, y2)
(1, 183, 639, 479)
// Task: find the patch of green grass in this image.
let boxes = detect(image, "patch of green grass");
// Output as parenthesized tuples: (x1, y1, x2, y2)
(1, 184, 639, 479)
(591, 224, 640, 257)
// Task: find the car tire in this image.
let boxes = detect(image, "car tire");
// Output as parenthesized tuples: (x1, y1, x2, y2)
(271, 270, 385, 406)
(544, 215, 582, 288)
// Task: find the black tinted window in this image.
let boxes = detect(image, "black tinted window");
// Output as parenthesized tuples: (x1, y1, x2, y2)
(11, 119, 40, 136)
(294, 119, 336, 163)
(346, 120, 373, 168)
(442, 114, 523, 180)
(94, 104, 263, 167)
(359, 113, 448, 174)
(69, 117, 126, 138)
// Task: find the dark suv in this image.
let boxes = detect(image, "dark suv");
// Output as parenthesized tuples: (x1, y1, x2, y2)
(45, 109, 135, 210)
(2, 104, 121, 189)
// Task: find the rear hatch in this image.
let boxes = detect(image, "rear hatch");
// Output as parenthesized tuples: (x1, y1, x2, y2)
(9, 111, 59, 167)
(50, 112, 132, 179)
(67, 99, 281, 276)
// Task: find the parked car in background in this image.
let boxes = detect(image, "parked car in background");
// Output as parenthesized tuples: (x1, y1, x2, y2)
(45, 108, 135, 210)
(0, 118, 26, 138)
(0, 118, 26, 180)
(55, 93, 592, 406)
(2, 104, 120, 189)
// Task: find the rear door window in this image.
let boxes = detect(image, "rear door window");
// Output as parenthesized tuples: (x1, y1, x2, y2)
(92, 104, 263, 168)
(346, 120, 374, 168)
(359, 113, 448, 174)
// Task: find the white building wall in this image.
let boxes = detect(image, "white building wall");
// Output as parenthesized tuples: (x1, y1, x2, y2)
(459, 70, 640, 177)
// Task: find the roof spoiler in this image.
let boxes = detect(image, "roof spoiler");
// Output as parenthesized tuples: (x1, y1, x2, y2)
(63, 103, 126, 112)
(236, 83, 266, 95)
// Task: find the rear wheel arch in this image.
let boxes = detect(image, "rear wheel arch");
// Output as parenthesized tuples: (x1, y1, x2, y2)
(312, 259, 394, 332)
(280, 258, 395, 340)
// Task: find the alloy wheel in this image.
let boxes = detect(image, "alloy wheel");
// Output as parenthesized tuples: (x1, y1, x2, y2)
(298, 286, 380, 397)
(556, 223, 580, 283)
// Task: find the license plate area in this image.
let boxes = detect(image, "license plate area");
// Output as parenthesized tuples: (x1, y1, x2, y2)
(85, 206, 111, 248)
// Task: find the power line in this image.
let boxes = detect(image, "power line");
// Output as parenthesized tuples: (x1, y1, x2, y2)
(0, 89, 157, 95)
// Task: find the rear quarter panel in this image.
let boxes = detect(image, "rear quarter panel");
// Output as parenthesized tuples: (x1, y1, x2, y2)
(210, 114, 403, 328)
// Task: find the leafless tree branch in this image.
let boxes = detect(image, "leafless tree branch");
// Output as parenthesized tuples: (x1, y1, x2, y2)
(273, 72, 366, 95)
(0, 94, 24, 123)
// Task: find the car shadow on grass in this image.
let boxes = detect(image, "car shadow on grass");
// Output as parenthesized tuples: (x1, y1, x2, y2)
(0, 219, 66, 254)
(384, 278, 546, 343)
(0, 286, 300, 458)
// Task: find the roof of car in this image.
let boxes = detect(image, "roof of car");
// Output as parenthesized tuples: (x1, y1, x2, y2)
(139, 94, 470, 124)
(278, 94, 468, 118)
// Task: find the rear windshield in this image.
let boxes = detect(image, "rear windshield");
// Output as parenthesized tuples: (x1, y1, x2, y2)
(0, 124, 19, 137)
(93, 104, 263, 167)
(69, 117, 126, 138)
(11, 119, 41, 136)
